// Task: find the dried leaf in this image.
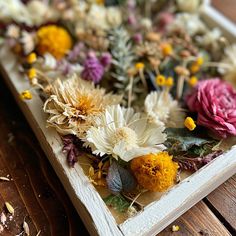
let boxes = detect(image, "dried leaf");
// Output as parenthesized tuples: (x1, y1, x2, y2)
(166, 128, 213, 152)
(0, 177, 10, 181)
(61, 135, 81, 167)
(5, 202, 14, 215)
(104, 194, 130, 213)
(106, 161, 136, 193)
(23, 220, 30, 236)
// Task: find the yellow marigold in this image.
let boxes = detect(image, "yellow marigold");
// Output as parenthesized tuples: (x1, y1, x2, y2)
(156, 75, 166, 86)
(184, 117, 196, 131)
(36, 25, 72, 59)
(130, 152, 178, 192)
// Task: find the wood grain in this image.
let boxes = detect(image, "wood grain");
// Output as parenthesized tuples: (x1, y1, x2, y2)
(206, 175, 236, 233)
(212, 0, 236, 23)
(0, 78, 89, 236)
(159, 201, 230, 236)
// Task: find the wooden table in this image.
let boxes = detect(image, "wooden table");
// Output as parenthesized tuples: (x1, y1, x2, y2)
(0, 1, 235, 235)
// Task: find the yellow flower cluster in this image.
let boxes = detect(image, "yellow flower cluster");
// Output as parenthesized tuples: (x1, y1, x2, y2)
(36, 25, 72, 59)
(130, 152, 178, 192)
(190, 57, 204, 74)
(20, 90, 32, 100)
(156, 75, 174, 87)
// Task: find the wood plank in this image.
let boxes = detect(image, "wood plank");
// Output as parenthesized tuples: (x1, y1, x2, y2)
(0, 78, 89, 236)
(207, 175, 236, 233)
(159, 201, 230, 236)
(212, 0, 236, 23)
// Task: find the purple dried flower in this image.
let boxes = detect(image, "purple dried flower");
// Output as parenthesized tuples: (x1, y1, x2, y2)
(81, 54, 105, 83)
(62, 135, 81, 167)
(133, 33, 143, 44)
(67, 42, 85, 62)
(100, 52, 112, 67)
(57, 59, 72, 76)
(127, 14, 137, 26)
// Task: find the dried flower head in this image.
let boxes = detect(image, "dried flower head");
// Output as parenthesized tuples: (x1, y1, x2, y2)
(43, 75, 122, 138)
(130, 152, 178, 192)
(37, 25, 72, 59)
(145, 91, 186, 128)
(85, 105, 166, 162)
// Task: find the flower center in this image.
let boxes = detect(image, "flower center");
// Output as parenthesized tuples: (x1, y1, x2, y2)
(112, 127, 137, 147)
(77, 95, 96, 116)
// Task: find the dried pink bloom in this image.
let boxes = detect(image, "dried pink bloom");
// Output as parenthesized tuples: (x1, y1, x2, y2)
(156, 12, 174, 32)
(186, 79, 236, 138)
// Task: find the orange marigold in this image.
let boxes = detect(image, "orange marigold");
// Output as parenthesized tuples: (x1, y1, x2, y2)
(130, 152, 178, 192)
(36, 25, 72, 59)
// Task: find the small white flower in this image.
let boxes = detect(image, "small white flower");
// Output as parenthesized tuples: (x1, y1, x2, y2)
(144, 91, 185, 128)
(196, 28, 221, 47)
(6, 24, 20, 39)
(177, 0, 200, 13)
(168, 13, 206, 36)
(85, 105, 166, 162)
(20, 31, 36, 54)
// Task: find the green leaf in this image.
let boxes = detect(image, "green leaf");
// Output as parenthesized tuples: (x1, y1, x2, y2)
(104, 194, 130, 213)
(165, 128, 214, 152)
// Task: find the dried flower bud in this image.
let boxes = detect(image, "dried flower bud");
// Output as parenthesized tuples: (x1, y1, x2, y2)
(184, 117, 196, 131)
(175, 66, 190, 77)
(146, 32, 160, 42)
(179, 50, 191, 58)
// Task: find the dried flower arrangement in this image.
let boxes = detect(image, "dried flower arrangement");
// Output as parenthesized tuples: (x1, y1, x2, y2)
(0, 0, 236, 223)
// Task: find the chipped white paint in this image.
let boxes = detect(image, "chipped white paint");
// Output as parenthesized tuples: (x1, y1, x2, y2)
(0, 4, 236, 236)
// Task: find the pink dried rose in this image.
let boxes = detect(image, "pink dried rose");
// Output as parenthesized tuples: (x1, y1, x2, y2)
(186, 78, 236, 138)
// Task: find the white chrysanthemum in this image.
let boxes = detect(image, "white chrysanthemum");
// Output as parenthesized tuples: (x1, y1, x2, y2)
(220, 44, 236, 88)
(144, 91, 185, 128)
(85, 105, 166, 162)
(168, 13, 206, 36)
(43, 75, 122, 138)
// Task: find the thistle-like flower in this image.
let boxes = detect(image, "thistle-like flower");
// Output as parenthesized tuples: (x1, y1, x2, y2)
(43, 75, 122, 138)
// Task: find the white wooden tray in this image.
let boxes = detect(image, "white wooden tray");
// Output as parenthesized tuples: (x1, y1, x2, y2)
(0, 3, 236, 236)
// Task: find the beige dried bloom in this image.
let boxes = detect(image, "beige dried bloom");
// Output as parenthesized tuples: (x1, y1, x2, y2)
(43, 75, 122, 138)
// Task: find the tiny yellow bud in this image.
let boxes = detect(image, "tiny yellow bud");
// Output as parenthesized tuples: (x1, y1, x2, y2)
(172, 225, 180, 232)
(135, 62, 145, 70)
(96, 0, 104, 4)
(188, 76, 198, 87)
(196, 57, 204, 66)
(27, 52, 37, 64)
(165, 77, 174, 87)
(27, 68, 37, 80)
(184, 117, 196, 131)
(190, 63, 200, 74)
(20, 90, 32, 100)
(156, 75, 166, 86)
(161, 43, 173, 57)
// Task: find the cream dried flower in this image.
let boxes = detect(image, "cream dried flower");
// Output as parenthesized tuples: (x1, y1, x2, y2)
(220, 44, 236, 89)
(177, 0, 200, 13)
(168, 13, 206, 36)
(43, 75, 122, 138)
(20, 31, 36, 54)
(6, 24, 20, 39)
(85, 105, 166, 162)
(144, 91, 185, 128)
